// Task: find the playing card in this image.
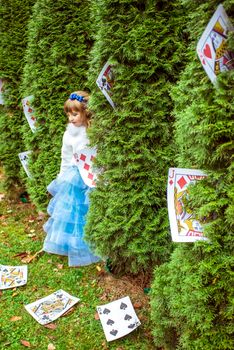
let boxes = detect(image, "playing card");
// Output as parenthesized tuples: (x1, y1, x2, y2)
(167, 168, 208, 242)
(0, 79, 4, 105)
(74, 147, 98, 188)
(24, 289, 80, 325)
(97, 296, 141, 342)
(22, 95, 37, 132)
(18, 151, 32, 178)
(96, 61, 115, 108)
(196, 4, 234, 83)
(0, 264, 27, 290)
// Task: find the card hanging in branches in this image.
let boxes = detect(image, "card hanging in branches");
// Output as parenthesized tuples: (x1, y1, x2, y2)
(22, 95, 37, 132)
(96, 61, 115, 108)
(0, 79, 5, 105)
(167, 168, 208, 242)
(18, 151, 32, 178)
(73, 147, 98, 188)
(196, 4, 234, 84)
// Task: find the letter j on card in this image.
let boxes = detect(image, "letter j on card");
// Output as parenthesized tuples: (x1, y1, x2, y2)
(167, 168, 208, 243)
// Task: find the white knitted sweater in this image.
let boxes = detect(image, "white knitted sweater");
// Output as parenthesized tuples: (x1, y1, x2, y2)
(58, 123, 89, 176)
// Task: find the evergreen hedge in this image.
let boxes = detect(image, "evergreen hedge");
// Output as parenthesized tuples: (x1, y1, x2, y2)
(0, 0, 35, 193)
(151, 1, 234, 348)
(20, 0, 93, 209)
(85, 0, 188, 273)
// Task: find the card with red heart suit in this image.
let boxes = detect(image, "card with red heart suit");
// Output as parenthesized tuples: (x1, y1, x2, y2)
(167, 168, 208, 243)
(22, 95, 37, 132)
(196, 4, 234, 84)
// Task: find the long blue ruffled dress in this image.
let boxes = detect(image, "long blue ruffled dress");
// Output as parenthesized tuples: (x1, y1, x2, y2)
(43, 165, 100, 266)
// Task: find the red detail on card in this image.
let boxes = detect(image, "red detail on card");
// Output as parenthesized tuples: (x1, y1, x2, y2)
(80, 154, 86, 161)
(169, 179, 173, 186)
(177, 176, 187, 189)
(186, 230, 203, 237)
(84, 163, 90, 171)
(28, 107, 33, 113)
(92, 180, 96, 186)
(223, 56, 228, 65)
(203, 44, 212, 59)
(88, 173, 94, 180)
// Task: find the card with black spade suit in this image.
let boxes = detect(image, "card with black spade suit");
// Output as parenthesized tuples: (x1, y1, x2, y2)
(18, 151, 32, 178)
(97, 296, 141, 342)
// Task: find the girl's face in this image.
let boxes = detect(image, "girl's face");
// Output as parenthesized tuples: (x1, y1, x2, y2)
(67, 110, 84, 127)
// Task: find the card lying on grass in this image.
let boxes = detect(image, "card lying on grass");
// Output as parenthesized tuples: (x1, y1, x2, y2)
(97, 296, 141, 342)
(0, 264, 27, 290)
(24, 289, 79, 325)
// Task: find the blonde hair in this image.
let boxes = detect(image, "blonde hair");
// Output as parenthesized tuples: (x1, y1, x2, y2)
(64, 90, 92, 128)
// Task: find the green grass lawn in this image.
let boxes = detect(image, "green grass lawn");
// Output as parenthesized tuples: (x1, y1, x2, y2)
(0, 182, 155, 349)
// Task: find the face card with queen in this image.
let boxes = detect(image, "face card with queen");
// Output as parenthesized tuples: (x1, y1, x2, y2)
(196, 4, 234, 83)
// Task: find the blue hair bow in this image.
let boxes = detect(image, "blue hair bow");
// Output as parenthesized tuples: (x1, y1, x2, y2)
(69, 93, 84, 102)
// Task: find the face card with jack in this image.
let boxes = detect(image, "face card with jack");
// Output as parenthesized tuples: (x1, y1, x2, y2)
(167, 168, 208, 242)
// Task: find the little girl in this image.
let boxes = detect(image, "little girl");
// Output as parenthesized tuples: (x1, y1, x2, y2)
(43, 91, 100, 266)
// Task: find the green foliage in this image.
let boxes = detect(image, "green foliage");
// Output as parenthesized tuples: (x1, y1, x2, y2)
(85, 0, 188, 273)
(0, 0, 35, 193)
(20, 0, 93, 209)
(151, 1, 234, 348)
(151, 243, 234, 350)
(0, 191, 154, 350)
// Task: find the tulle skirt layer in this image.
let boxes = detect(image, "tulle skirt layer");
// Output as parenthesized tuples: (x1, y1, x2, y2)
(43, 166, 100, 266)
